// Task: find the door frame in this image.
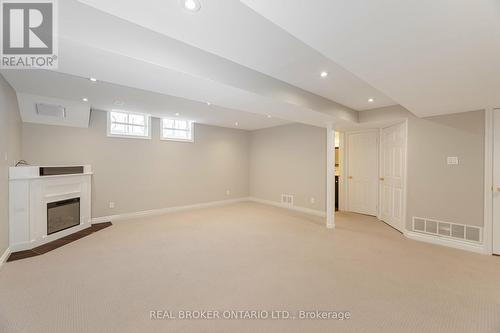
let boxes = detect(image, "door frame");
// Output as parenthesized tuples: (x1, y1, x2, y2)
(344, 129, 380, 216)
(378, 120, 409, 232)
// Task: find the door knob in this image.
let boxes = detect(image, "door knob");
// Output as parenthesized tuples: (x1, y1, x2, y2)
(348, 176, 353, 179)
(379, 177, 385, 181)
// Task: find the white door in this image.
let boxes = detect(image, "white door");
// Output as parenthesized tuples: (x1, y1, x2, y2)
(492, 109, 500, 254)
(379, 122, 406, 232)
(346, 131, 378, 216)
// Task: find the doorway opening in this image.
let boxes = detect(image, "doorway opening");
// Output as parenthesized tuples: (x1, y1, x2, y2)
(335, 131, 340, 211)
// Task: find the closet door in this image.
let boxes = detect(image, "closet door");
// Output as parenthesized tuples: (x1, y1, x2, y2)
(346, 131, 379, 216)
(380, 122, 406, 232)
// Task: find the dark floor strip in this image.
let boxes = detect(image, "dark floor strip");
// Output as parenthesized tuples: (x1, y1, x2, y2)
(7, 222, 112, 262)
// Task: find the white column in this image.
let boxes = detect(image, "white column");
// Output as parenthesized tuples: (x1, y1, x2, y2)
(326, 125, 336, 229)
(484, 107, 493, 254)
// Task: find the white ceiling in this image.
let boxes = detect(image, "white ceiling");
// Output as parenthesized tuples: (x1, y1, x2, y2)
(76, 0, 395, 111)
(3, 0, 492, 129)
(8, 0, 363, 130)
(241, 0, 500, 117)
(1, 70, 290, 130)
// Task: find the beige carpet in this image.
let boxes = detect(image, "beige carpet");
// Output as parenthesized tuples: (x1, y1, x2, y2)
(1, 202, 499, 333)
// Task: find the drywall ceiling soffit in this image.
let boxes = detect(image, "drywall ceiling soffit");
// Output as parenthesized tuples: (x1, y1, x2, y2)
(75, 0, 395, 111)
(1, 70, 292, 130)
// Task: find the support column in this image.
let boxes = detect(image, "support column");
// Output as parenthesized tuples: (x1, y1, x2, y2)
(484, 107, 493, 254)
(326, 125, 336, 229)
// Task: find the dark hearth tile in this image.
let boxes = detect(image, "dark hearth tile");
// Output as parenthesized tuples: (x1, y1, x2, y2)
(32, 239, 69, 254)
(91, 222, 112, 231)
(7, 250, 38, 262)
(8, 222, 113, 261)
(62, 227, 93, 241)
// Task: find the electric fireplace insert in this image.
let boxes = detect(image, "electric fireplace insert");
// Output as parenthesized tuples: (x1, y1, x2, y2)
(47, 198, 80, 235)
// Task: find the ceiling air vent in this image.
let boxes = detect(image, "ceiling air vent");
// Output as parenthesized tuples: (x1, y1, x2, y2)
(35, 103, 66, 118)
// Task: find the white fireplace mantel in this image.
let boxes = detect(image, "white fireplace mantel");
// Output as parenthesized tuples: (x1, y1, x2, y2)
(9, 165, 92, 251)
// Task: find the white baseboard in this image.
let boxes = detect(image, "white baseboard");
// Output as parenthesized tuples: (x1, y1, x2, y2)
(404, 231, 486, 254)
(0, 247, 11, 269)
(91, 197, 251, 223)
(248, 197, 326, 218)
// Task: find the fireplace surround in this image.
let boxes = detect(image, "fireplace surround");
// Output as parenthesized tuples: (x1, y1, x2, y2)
(9, 165, 92, 251)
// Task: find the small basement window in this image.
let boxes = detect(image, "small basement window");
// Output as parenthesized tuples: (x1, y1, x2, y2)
(107, 110, 151, 139)
(161, 118, 194, 142)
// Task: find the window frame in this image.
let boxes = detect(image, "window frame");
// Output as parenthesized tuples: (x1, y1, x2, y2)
(160, 118, 195, 143)
(107, 110, 152, 140)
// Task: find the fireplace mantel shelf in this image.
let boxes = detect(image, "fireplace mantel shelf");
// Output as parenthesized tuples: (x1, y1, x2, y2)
(9, 172, 94, 181)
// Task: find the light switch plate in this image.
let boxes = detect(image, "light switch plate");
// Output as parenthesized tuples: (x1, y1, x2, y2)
(447, 156, 459, 165)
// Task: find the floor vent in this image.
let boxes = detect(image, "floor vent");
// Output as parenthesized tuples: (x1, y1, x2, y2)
(281, 194, 294, 208)
(412, 217, 482, 243)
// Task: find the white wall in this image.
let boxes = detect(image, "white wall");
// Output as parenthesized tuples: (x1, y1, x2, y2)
(359, 105, 485, 228)
(248, 106, 485, 232)
(406, 110, 484, 228)
(249, 123, 326, 212)
(0, 75, 22, 255)
(22, 110, 250, 218)
(17, 101, 486, 233)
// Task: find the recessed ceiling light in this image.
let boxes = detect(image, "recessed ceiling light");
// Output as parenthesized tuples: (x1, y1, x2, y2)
(235, 122, 239, 126)
(368, 98, 375, 103)
(267, 115, 272, 118)
(175, 112, 180, 116)
(206, 102, 211, 106)
(89, 77, 97, 82)
(320, 71, 328, 78)
(113, 100, 125, 106)
(182, 0, 201, 12)
(82, 98, 88, 102)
